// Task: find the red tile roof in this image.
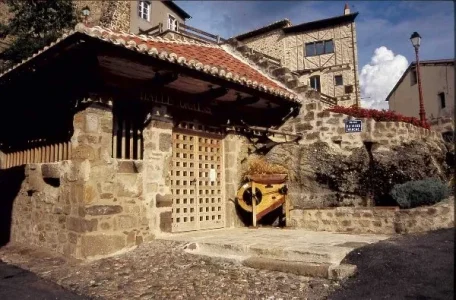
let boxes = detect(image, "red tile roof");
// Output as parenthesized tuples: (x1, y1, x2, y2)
(0, 24, 298, 101)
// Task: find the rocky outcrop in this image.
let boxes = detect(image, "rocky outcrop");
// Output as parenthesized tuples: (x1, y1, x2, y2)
(265, 139, 450, 208)
(256, 104, 451, 209)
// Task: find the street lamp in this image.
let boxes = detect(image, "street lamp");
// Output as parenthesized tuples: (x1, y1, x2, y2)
(410, 31, 427, 126)
(82, 6, 91, 25)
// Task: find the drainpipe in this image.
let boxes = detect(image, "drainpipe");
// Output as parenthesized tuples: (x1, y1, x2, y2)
(350, 22, 360, 108)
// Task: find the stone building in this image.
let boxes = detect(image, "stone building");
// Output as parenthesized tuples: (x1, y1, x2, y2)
(0, 23, 307, 260)
(233, 4, 361, 107)
(386, 59, 454, 136)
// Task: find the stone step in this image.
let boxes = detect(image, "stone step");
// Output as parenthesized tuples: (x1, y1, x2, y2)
(182, 240, 344, 264)
(158, 228, 389, 280)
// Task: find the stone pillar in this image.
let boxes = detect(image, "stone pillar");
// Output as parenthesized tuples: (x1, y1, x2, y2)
(142, 119, 173, 235)
(224, 133, 250, 227)
(64, 103, 152, 260)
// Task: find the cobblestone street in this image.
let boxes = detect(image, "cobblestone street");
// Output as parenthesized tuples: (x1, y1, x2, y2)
(0, 240, 336, 300)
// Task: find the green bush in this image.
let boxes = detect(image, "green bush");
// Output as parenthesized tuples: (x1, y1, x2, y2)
(390, 178, 450, 209)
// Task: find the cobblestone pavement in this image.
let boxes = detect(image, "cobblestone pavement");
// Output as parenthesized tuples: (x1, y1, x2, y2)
(0, 240, 337, 300)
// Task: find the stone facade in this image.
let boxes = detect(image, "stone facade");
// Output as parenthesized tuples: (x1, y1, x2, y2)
(224, 133, 250, 228)
(239, 15, 360, 106)
(290, 197, 454, 234)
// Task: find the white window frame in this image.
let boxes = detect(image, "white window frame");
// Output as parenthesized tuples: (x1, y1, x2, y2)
(167, 14, 178, 31)
(138, 1, 150, 22)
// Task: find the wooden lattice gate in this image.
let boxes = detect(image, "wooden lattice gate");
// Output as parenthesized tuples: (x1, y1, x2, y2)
(171, 127, 225, 232)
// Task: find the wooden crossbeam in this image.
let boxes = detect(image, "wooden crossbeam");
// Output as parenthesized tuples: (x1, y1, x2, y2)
(193, 87, 228, 104)
(147, 72, 179, 88)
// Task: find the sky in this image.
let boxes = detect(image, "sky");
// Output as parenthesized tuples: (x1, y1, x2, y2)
(176, 1, 455, 109)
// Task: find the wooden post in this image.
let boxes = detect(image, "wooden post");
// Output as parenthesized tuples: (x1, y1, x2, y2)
(63, 142, 68, 160)
(112, 115, 117, 159)
(129, 121, 134, 160)
(121, 120, 126, 159)
(252, 181, 257, 227)
(68, 142, 72, 160)
(46, 145, 50, 163)
(136, 129, 141, 160)
(58, 143, 63, 161)
(50, 145, 55, 162)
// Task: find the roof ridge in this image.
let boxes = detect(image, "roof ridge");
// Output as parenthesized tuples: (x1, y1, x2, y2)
(81, 24, 221, 49)
(232, 19, 292, 40)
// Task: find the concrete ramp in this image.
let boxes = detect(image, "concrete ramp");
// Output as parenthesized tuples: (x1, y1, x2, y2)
(158, 227, 390, 280)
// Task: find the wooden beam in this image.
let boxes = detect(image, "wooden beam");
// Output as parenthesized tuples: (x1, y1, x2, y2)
(192, 87, 228, 104)
(235, 96, 260, 106)
(146, 71, 179, 88)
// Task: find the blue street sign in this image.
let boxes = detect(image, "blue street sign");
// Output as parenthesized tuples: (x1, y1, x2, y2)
(345, 119, 362, 133)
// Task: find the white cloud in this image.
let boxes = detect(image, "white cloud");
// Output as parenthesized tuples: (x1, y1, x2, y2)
(359, 46, 409, 109)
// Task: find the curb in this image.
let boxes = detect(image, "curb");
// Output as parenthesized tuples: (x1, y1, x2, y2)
(242, 257, 357, 280)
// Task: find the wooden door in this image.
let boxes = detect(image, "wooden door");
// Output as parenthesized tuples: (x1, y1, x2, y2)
(171, 130, 225, 232)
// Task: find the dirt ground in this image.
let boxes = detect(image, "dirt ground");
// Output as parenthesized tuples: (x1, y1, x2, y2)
(329, 228, 455, 299)
(0, 229, 453, 300)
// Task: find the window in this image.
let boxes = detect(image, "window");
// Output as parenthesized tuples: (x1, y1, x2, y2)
(344, 85, 354, 94)
(439, 92, 446, 108)
(168, 14, 178, 31)
(138, 1, 150, 21)
(310, 75, 321, 92)
(305, 40, 334, 57)
(411, 69, 417, 85)
(335, 75, 343, 86)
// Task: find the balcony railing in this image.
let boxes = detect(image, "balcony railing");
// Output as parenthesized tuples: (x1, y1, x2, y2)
(139, 22, 226, 45)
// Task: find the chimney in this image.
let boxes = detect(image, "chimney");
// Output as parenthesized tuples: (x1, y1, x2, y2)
(344, 3, 350, 15)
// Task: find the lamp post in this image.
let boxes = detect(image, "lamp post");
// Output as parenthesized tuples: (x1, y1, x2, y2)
(410, 31, 427, 126)
(82, 6, 91, 25)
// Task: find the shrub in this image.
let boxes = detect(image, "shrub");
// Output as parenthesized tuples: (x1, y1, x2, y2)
(243, 157, 288, 178)
(390, 178, 450, 209)
(325, 105, 430, 129)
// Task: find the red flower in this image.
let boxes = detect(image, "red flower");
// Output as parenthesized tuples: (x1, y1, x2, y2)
(324, 106, 430, 129)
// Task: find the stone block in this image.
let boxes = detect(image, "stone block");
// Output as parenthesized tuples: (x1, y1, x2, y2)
(118, 161, 142, 173)
(67, 217, 98, 233)
(305, 103, 317, 111)
(150, 120, 173, 130)
(85, 113, 99, 133)
(146, 183, 158, 193)
(85, 205, 123, 216)
(101, 116, 113, 134)
(117, 174, 142, 197)
(80, 234, 126, 258)
(156, 194, 173, 207)
(100, 193, 114, 199)
(83, 184, 98, 204)
(117, 215, 138, 229)
(296, 123, 313, 132)
(159, 133, 172, 152)
(303, 111, 315, 121)
(326, 118, 341, 125)
(160, 211, 172, 232)
(71, 144, 96, 161)
(41, 164, 61, 179)
(317, 111, 331, 118)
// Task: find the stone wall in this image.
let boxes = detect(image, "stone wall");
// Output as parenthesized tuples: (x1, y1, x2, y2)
(290, 197, 454, 234)
(263, 100, 449, 209)
(74, 1, 130, 32)
(281, 101, 443, 151)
